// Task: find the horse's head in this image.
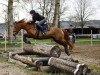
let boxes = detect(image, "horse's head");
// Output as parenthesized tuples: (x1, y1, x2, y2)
(13, 19, 25, 36)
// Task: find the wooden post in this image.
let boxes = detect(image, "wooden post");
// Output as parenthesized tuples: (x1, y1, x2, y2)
(21, 30, 24, 51)
(91, 30, 93, 46)
(4, 30, 7, 51)
(12, 54, 43, 67)
(23, 44, 61, 57)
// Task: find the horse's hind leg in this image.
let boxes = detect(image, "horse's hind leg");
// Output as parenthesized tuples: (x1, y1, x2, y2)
(23, 34, 31, 44)
(53, 38, 70, 56)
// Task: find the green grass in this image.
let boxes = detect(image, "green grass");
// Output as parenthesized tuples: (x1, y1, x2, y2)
(75, 38, 100, 45)
(89, 65, 100, 73)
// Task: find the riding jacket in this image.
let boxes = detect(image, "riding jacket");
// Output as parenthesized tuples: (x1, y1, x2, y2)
(32, 13, 45, 23)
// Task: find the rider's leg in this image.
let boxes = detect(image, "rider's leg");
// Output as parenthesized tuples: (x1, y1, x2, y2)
(37, 19, 47, 35)
(38, 19, 46, 26)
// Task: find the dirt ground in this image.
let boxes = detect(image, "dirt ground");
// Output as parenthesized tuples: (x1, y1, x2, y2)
(70, 45, 100, 65)
(0, 45, 100, 75)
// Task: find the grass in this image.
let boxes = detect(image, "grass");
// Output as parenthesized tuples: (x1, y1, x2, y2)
(88, 64, 100, 73)
(75, 38, 100, 45)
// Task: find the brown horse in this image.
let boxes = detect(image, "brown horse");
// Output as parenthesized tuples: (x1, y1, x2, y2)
(13, 19, 74, 56)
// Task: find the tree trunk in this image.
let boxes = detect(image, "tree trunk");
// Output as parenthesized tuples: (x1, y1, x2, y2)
(48, 57, 83, 75)
(23, 44, 61, 57)
(12, 54, 43, 67)
(7, 0, 14, 43)
(52, 0, 60, 27)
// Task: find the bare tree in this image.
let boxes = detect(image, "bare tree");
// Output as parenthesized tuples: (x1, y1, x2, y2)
(60, 0, 68, 21)
(37, 0, 55, 25)
(7, 0, 14, 43)
(74, 0, 94, 34)
(52, 0, 60, 27)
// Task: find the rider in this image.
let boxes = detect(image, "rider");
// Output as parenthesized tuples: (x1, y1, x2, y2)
(30, 10, 47, 35)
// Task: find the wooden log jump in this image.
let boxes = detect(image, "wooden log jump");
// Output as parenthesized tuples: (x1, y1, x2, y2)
(10, 44, 89, 75)
(23, 44, 61, 57)
(12, 54, 43, 67)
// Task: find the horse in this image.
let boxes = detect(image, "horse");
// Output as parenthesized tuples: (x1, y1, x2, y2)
(13, 19, 74, 56)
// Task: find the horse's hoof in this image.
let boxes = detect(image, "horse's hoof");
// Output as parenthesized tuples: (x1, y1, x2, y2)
(66, 51, 70, 56)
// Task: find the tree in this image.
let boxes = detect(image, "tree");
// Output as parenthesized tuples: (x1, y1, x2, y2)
(74, 0, 94, 34)
(37, 0, 55, 25)
(52, 0, 60, 27)
(7, 0, 14, 43)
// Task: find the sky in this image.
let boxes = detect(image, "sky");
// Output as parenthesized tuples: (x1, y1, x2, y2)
(0, 0, 100, 23)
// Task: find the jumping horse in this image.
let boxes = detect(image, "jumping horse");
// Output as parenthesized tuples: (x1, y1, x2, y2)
(13, 19, 74, 56)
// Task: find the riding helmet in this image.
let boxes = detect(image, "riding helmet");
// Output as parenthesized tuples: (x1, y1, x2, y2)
(30, 10, 36, 14)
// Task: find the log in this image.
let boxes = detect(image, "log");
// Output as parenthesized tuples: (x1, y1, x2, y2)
(12, 54, 43, 67)
(48, 62, 83, 75)
(48, 57, 83, 75)
(32, 57, 50, 66)
(23, 44, 61, 57)
(32, 57, 50, 61)
(59, 56, 74, 61)
(82, 64, 89, 75)
(48, 57, 82, 68)
(39, 66, 60, 73)
(59, 56, 79, 63)
(59, 56, 88, 74)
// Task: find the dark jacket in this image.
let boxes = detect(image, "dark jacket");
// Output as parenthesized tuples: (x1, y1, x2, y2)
(32, 13, 45, 22)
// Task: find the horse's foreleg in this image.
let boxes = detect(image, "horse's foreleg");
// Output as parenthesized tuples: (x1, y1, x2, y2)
(23, 34, 31, 44)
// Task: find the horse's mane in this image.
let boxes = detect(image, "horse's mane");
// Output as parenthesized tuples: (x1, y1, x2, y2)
(15, 19, 35, 24)
(15, 19, 26, 24)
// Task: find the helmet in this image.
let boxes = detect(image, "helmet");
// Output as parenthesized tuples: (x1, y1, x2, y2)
(30, 10, 35, 14)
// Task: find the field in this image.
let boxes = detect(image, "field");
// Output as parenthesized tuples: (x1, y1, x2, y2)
(0, 38, 100, 75)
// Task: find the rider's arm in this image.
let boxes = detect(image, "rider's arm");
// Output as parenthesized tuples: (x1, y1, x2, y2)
(32, 16, 36, 23)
